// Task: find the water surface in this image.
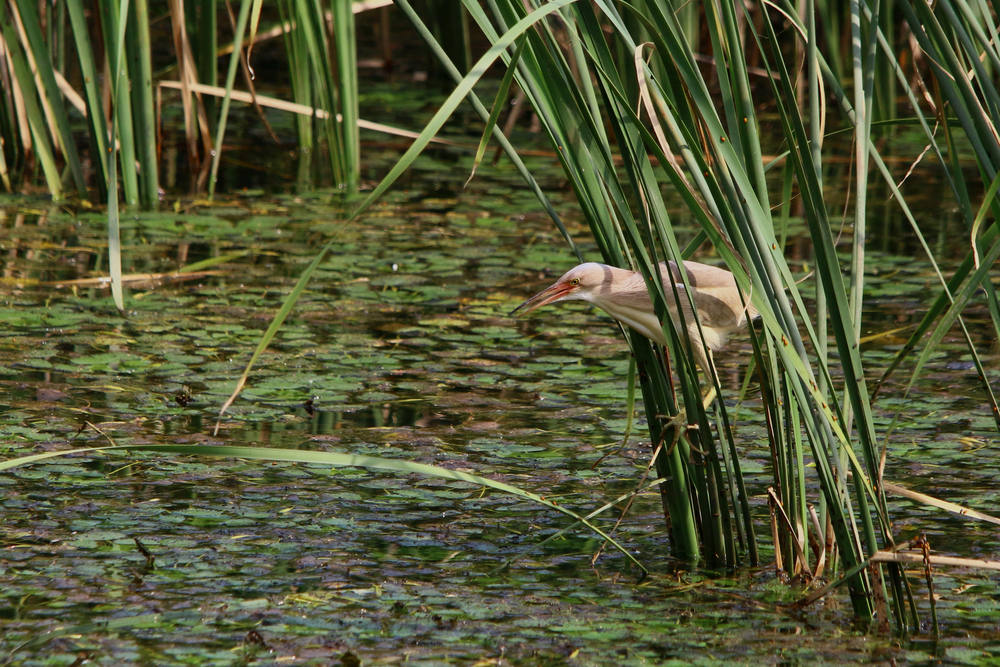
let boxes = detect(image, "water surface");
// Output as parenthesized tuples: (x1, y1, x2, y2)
(1, 110, 998, 664)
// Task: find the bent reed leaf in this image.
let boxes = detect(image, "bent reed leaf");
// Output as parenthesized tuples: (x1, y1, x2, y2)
(0, 444, 647, 574)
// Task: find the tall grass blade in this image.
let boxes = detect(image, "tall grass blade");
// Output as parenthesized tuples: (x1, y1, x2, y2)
(65, 0, 110, 196)
(9, 0, 85, 193)
(396, 0, 580, 259)
(288, 0, 345, 187)
(0, 3, 63, 198)
(128, 0, 159, 206)
(208, 0, 253, 198)
(0, 443, 646, 573)
(331, 0, 359, 192)
(100, 0, 140, 208)
(465, 37, 525, 188)
(190, 0, 218, 126)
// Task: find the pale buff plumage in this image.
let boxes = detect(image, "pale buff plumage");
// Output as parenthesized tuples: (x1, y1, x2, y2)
(511, 260, 757, 379)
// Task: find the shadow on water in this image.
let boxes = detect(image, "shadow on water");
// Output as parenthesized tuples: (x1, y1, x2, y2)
(0, 91, 998, 664)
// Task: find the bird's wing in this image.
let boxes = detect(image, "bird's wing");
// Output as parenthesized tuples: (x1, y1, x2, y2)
(664, 260, 739, 287)
(658, 260, 756, 328)
(604, 269, 659, 309)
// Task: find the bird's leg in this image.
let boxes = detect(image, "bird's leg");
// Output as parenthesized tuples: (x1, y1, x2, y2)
(699, 348, 721, 411)
(658, 382, 718, 428)
(656, 398, 708, 457)
(700, 385, 718, 411)
(657, 412, 705, 457)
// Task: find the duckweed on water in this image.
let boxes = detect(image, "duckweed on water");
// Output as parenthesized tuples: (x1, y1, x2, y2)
(2, 151, 999, 663)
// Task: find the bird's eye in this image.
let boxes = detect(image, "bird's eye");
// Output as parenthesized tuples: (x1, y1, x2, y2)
(570, 278, 580, 286)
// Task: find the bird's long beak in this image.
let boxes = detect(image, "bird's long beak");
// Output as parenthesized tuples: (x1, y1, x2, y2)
(509, 281, 573, 316)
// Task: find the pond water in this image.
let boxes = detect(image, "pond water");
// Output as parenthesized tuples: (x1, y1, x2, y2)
(2, 92, 999, 664)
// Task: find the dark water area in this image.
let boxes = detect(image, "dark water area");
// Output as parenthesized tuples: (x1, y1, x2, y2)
(1, 81, 999, 664)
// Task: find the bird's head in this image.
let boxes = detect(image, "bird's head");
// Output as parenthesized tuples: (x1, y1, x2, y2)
(510, 263, 610, 315)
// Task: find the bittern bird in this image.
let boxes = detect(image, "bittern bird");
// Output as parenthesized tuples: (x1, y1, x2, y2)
(511, 261, 757, 398)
